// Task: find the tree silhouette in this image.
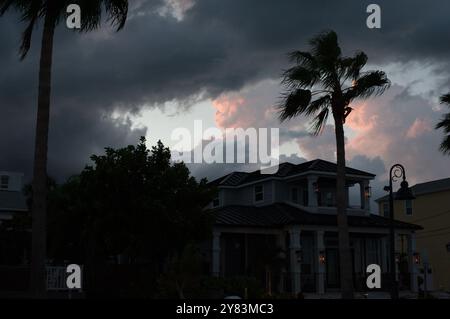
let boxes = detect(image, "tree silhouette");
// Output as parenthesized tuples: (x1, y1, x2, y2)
(436, 93, 450, 155)
(277, 30, 390, 298)
(0, 0, 128, 297)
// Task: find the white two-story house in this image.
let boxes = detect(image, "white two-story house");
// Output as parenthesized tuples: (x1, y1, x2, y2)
(208, 159, 421, 295)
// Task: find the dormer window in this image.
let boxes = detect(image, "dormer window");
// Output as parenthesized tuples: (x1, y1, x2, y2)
(0, 175, 9, 190)
(254, 185, 264, 202)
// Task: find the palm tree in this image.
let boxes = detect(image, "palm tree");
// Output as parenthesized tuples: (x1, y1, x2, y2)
(0, 0, 128, 297)
(436, 93, 450, 155)
(278, 31, 390, 298)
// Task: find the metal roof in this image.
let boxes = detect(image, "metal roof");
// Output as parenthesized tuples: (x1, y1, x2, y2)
(209, 159, 375, 187)
(211, 203, 421, 230)
(375, 177, 450, 202)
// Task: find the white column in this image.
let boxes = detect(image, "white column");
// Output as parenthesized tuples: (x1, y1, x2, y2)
(212, 230, 221, 277)
(307, 175, 318, 208)
(277, 232, 287, 293)
(289, 226, 302, 294)
(315, 230, 325, 294)
(408, 233, 419, 293)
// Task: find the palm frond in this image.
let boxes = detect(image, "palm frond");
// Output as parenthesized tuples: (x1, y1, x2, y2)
(344, 70, 390, 102)
(288, 50, 317, 70)
(281, 66, 319, 88)
(309, 107, 330, 136)
(339, 51, 367, 81)
(278, 89, 312, 122)
(439, 135, 450, 155)
(436, 113, 450, 133)
(440, 93, 450, 105)
(104, 0, 128, 31)
(305, 95, 331, 116)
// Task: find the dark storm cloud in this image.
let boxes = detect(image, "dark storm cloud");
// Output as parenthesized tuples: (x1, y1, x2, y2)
(1, 0, 450, 180)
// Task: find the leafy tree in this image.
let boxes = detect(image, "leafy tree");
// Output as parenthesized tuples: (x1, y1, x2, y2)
(46, 138, 214, 296)
(0, 0, 129, 295)
(436, 93, 450, 155)
(277, 31, 390, 298)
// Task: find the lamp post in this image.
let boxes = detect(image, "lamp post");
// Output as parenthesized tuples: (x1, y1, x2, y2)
(384, 164, 415, 299)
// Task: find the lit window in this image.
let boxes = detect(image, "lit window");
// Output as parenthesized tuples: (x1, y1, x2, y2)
(291, 187, 298, 203)
(0, 175, 9, 190)
(254, 185, 264, 202)
(405, 200, 413, 216)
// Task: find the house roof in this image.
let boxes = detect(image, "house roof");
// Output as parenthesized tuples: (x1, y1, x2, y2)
(211, 203, 421, 230)
(375, 177, 450, 202)
(0, 191, 28, 212)
(209, 159, 375, 187)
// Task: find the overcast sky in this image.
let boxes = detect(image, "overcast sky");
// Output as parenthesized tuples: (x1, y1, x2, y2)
(1, 0, 450, 208)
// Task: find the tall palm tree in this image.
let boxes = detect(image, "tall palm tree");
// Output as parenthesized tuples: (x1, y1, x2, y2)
(278, 31, 390, 298)
(436, 93, 450, 155)
(0, 0, 128, 297)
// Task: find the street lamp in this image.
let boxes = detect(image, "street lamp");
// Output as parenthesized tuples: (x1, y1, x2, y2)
(384, 164, 415, 299)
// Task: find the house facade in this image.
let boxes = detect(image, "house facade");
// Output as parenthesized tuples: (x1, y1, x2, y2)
(376, 177, 450, 292)
(0, 171, 29, 265)
(208, 160, 421, 295)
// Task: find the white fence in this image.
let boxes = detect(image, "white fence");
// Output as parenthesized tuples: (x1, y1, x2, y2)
(46, 265, 83, 292)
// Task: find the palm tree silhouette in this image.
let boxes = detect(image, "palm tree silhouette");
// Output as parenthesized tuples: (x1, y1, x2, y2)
(0, 0, 128, 297)
(436, 93, 450, 155)
(278, 31, 390, 298)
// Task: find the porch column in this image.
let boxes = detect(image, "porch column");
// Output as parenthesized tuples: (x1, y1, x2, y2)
(307, 175, 318, 208)
(408, 233, 419, 293)
(277, 232, 287, 293)
(289, 226, 302, 294)
(212, 230, 221, 277)
(315, 230, 325, 294)
(359, 180, 370, 213)
(394, 232, 400, 282)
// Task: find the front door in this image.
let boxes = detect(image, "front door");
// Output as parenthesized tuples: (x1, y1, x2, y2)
(326, 248, 340, 288)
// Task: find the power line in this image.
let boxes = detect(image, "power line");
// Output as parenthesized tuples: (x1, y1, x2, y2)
(417, 225, 450, 234)
(410, 208, 450, 223)
(416, 230, 450, 240)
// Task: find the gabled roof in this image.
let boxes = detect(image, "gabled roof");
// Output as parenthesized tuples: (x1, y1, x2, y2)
(0, 191, 28, 212)
(375, 177, 450, 202)
(209, 159, 375, 187)
(212, 203, 421, 230)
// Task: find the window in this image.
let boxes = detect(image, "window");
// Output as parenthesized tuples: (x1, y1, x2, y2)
(212, 195, 220, 208)
(383, 202, 389, 217)
(405, 200, 413, 216)
(254, 185, 264, 202)
(0, 175, 9, 190)
(291, 187, 298, 203)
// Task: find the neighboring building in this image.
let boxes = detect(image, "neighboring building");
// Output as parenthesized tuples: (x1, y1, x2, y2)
(0, 172, 27, 221)
(0, 171, 28, 265)
(208, 159, 421, 295)
(376, 177, 450, 292)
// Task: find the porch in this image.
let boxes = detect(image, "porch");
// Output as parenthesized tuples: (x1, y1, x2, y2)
(211, 203, 422, 295)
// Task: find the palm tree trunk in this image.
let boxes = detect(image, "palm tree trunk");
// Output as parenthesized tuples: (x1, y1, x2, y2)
(334, 116, 354, 299)
(29, 12, 55, 298)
